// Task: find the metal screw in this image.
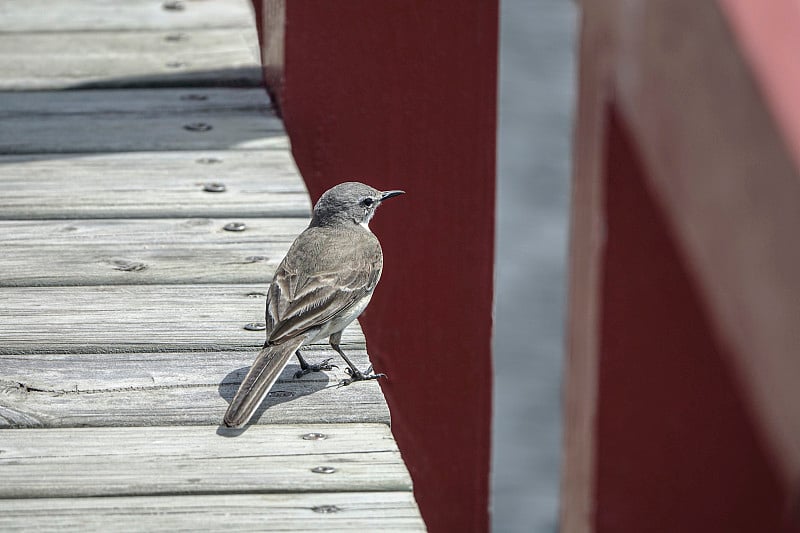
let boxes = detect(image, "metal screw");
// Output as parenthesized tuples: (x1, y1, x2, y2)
(202, 182, 226, 193)
(311, 505, 341, 514)
(166, 61, 188, 69)
(165, 33, 189, 42)
(243, 322, 266, 331)
(223, 222, 246, 232)
(181, 94, 208, 101)
(302, 432, 328, 441)
(311, 466, 337, 474)
(268, 390, 294, 398)
(162, 0, 185, 11)
(244, 255, 267, 263)
(184, 122, 212, 132)
(246, 292, 267, 298)
(196, 157, 222, 164)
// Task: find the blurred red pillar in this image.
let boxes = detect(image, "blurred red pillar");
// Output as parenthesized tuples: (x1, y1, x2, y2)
(564, 0, 800, 531)
(252, 3, 498, 532)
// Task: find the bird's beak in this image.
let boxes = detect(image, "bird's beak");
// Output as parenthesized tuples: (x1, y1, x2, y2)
(380, 190, 405, 201)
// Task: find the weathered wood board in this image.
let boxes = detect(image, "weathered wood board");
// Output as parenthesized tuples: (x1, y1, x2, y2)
(0, 29, 261, 90)
(0, 424, 412, 498)
(0, 218, 310, 286)
(0, 345, 388, 428)
(0, 285, 366, 354)
(0, 0, 423, 528)
(0, 0, 255, 33)
(0, 89, 282, 154)
(0, 150, 308, 219)
(0, 87, 273, 115)
(0, 492, 426, 533)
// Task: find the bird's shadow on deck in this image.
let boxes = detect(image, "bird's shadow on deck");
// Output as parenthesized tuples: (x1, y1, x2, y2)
(215, 362, 331, 437)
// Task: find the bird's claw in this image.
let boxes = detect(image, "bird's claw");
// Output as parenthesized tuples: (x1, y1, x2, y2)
(338, 365, 387, 387)
(294, 358, 338, 379)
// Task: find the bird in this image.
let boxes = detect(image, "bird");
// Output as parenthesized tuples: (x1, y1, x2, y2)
(223, 181, 404, 428)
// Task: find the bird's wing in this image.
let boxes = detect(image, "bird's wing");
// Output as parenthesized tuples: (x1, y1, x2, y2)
(265, 230, 382, 344)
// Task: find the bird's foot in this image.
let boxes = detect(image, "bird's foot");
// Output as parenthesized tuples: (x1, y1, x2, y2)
(338, 365, 387, 387)
(294, 358, 338, 379)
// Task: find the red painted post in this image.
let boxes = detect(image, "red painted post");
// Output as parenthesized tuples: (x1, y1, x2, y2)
(564, 0, 800, 531)
(253, 3, 498, 532)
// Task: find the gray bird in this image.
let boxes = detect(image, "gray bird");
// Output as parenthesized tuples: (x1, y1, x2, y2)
(223, 181, 404, 428)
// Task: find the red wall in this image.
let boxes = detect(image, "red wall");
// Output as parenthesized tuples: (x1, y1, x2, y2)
(256, 3, 498, 532)
(596, 110, 783, 532)
(563, 1, 800, 530)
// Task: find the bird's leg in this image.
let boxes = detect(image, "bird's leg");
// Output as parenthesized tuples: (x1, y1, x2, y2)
(330, 332, 386, 386)
(293, 351, 337, 379)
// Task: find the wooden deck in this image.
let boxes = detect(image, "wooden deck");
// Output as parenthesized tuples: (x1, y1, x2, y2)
(0, 1, 424, 530)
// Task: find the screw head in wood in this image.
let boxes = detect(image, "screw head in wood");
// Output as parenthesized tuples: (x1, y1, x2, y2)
(223, 222, 246, 232)
(165, 33, 189, 42)
(162, 0, 185, 10)
(196, 157, 221, 164)
(311, 466, 337, 474)
(184, 122, 212, 132)
(302, 432, 328, 441)
(243, 322, 266, 331)
(182, 94, 208, 101)
(245, 291, 267, 298)
(267, 390, 294, 398)
(202, 182, 226, 193)
(311, 505, 341, 514)
(166, 61, 188, 69)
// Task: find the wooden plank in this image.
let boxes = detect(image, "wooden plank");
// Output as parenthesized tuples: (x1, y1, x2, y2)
(0, 29, 261, 90)
(0, 218, 310, 286)
(0, 424, 411, 498)
(0, 0, 255, 33)
(0, 285, 365, 354)
(0, 344, 389, 428)
(0, 89, 282, 154)
(0, 492, 426, 532)
(0, 87, 272, 116)
(0, 150, 308, 219)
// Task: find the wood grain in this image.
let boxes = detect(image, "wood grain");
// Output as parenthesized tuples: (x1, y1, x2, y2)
(0, 29, 261, 90)
(0, 218, 310, 286)
(0, 150, 308, 219)
(0, 89, 282, 154)
(0, 424, 412, 498)
(0, 0, 255, 33)
(0, 284, 366, 354)
(0, 345, 388, 428)
(0, 492, 425, 532)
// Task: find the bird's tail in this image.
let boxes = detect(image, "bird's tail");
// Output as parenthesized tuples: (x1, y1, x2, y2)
(223, 337, 305, 428)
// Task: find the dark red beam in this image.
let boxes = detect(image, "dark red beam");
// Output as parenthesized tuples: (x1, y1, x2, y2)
(254, 3, 498, 532)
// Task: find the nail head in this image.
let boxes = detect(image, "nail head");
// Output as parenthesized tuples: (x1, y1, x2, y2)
(223, 222, 246, 232)
(163, 0, 185, 11)
(202, 182, 226, 193)
(302, 432, 328, 441)
(311, 505, 341, 514)
(311, 466, 337, 474)
(184, 122, 212, 132)
(243, 322, 266, 331)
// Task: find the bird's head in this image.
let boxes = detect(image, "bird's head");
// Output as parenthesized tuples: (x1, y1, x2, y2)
(311, 181, 404, 228)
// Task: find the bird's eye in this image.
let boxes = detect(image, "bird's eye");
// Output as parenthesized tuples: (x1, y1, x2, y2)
(362, 197, 374, 207)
